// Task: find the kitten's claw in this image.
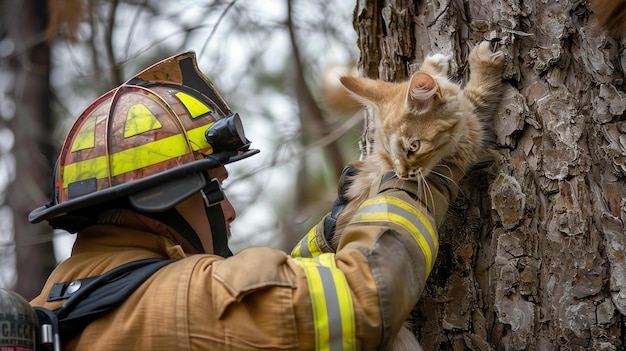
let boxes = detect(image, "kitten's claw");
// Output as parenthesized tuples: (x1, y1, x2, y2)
(470, 41, 504, 69)
(423, 53, 451, 75)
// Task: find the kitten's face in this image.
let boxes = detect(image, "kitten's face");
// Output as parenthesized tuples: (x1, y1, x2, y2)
(384, 116, 459, 179)
(340, 71, 462, 180)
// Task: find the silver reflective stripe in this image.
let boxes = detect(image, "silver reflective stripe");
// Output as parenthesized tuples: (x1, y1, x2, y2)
(317, 265, 343, 350)
(293, 253, 356, 351)
(300, 230, 313, 258)
(349, 195, 438, 276)
(360, 201, 436, 258)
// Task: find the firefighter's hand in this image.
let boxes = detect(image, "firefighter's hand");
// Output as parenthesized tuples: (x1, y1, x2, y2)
(323, 164, 359, 247)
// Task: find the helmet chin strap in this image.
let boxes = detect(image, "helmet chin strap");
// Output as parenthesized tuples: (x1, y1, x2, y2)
(200, 178, 233, 257)
(203, 200, 233, 257)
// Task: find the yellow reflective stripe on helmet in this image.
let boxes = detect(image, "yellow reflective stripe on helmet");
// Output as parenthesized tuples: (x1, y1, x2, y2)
(187, 121, 214, 152)
(294, 253, 356, 351)
(175, 91, 211, 118)
(62, 155, 111, 185)
(292, 226, 324, 258)
(62, 122, 214, 189)
(70, 115, 96, 152)
(350, 195, 438, 276)
(124, 104, 163, 138)
(111, 133, 190, 175)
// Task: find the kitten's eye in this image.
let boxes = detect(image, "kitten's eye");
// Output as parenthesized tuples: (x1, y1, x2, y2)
(407, 140, 421, 155)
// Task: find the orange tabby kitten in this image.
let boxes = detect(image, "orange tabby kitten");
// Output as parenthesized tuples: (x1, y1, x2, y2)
(338, 41, 504, 219)
(330, 41, 504, 351)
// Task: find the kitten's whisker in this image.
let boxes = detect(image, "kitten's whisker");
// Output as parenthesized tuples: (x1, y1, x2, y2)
(431, 165, 468, 199)
(433, 163, 455, 182)
(419, 170, 436, 219)
(430, 169, 458, 190)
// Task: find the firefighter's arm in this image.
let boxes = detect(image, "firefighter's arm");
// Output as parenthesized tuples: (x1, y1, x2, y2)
(201, 218, 427, 350)
(332, 188, 438, 349)
(196, 167, 457, 350)
(291, 160, 460, 260)
(327, 166, 459, 348)
(289, 168, 455, 349)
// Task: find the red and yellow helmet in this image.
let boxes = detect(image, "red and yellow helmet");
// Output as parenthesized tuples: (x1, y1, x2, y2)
(29, 52, 258, 226)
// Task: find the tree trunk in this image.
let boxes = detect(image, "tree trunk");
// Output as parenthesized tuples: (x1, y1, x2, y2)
(7, 0, 57, 300)
(354, 0, 626, 349)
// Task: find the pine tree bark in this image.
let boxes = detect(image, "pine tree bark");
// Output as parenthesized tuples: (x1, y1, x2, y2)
(354, 0, 626, 349)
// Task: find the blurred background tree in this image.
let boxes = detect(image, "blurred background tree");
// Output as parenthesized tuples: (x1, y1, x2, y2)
(0, 0, 57, 300)
(0, 0, 359, 299)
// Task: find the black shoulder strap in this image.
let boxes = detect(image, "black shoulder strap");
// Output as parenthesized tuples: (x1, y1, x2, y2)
(43, 258, 175, 340)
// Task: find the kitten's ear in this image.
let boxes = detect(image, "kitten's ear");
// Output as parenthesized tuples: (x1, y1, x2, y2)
(340, 76, 387, 108)
(406, 72, 441, 114)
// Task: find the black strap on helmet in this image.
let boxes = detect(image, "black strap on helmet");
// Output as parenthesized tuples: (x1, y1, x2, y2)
(201, 178, 233, 257)
(204, 200, 233, 257)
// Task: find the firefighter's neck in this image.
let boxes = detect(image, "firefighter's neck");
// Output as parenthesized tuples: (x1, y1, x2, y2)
(174, 192, 214, 254)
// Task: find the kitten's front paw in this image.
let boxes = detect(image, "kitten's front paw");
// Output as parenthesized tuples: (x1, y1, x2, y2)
(423, 53, 451, 75)
(469, 41, 504, 70)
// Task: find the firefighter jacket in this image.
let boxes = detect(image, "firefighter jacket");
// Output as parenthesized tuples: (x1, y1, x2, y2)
(31, 175, 454, 350)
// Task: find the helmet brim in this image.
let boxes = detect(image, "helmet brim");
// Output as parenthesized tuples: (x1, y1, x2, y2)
(28, 148, 259, 224)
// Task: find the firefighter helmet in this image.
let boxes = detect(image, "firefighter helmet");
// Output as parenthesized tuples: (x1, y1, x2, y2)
(0, 288, 38, 350)
(28, 51, 258, 227)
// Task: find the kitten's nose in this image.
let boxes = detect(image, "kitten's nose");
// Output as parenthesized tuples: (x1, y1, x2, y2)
(395, 170, 410, 179)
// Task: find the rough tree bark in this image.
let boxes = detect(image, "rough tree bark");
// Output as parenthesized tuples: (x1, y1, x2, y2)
(353, 0, 625, 350)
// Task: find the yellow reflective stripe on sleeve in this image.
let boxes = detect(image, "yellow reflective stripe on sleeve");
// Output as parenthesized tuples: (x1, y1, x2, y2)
(294, 253, 356, 351)
(291, 226, 324, 258)
(62, 123, 214, 189)
(350, 195, 438, 276)
(291, 238, 304, 258)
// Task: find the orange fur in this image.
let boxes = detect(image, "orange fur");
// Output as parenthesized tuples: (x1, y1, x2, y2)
(330, 43, 505, 349)
(340, 42, 504, 208)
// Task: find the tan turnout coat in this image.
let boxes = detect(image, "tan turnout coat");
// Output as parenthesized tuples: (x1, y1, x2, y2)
(31, 187, 445, 351)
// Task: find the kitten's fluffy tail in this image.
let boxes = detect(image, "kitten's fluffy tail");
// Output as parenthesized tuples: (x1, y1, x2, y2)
(592, 0, 626, 38)
(320, 62, 363, 114)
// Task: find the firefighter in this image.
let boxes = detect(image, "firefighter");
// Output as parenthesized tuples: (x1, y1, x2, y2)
(28, 52, 456, 350)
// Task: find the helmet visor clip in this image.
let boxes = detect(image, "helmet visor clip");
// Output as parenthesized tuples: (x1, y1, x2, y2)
(201, 178, 225, 207)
